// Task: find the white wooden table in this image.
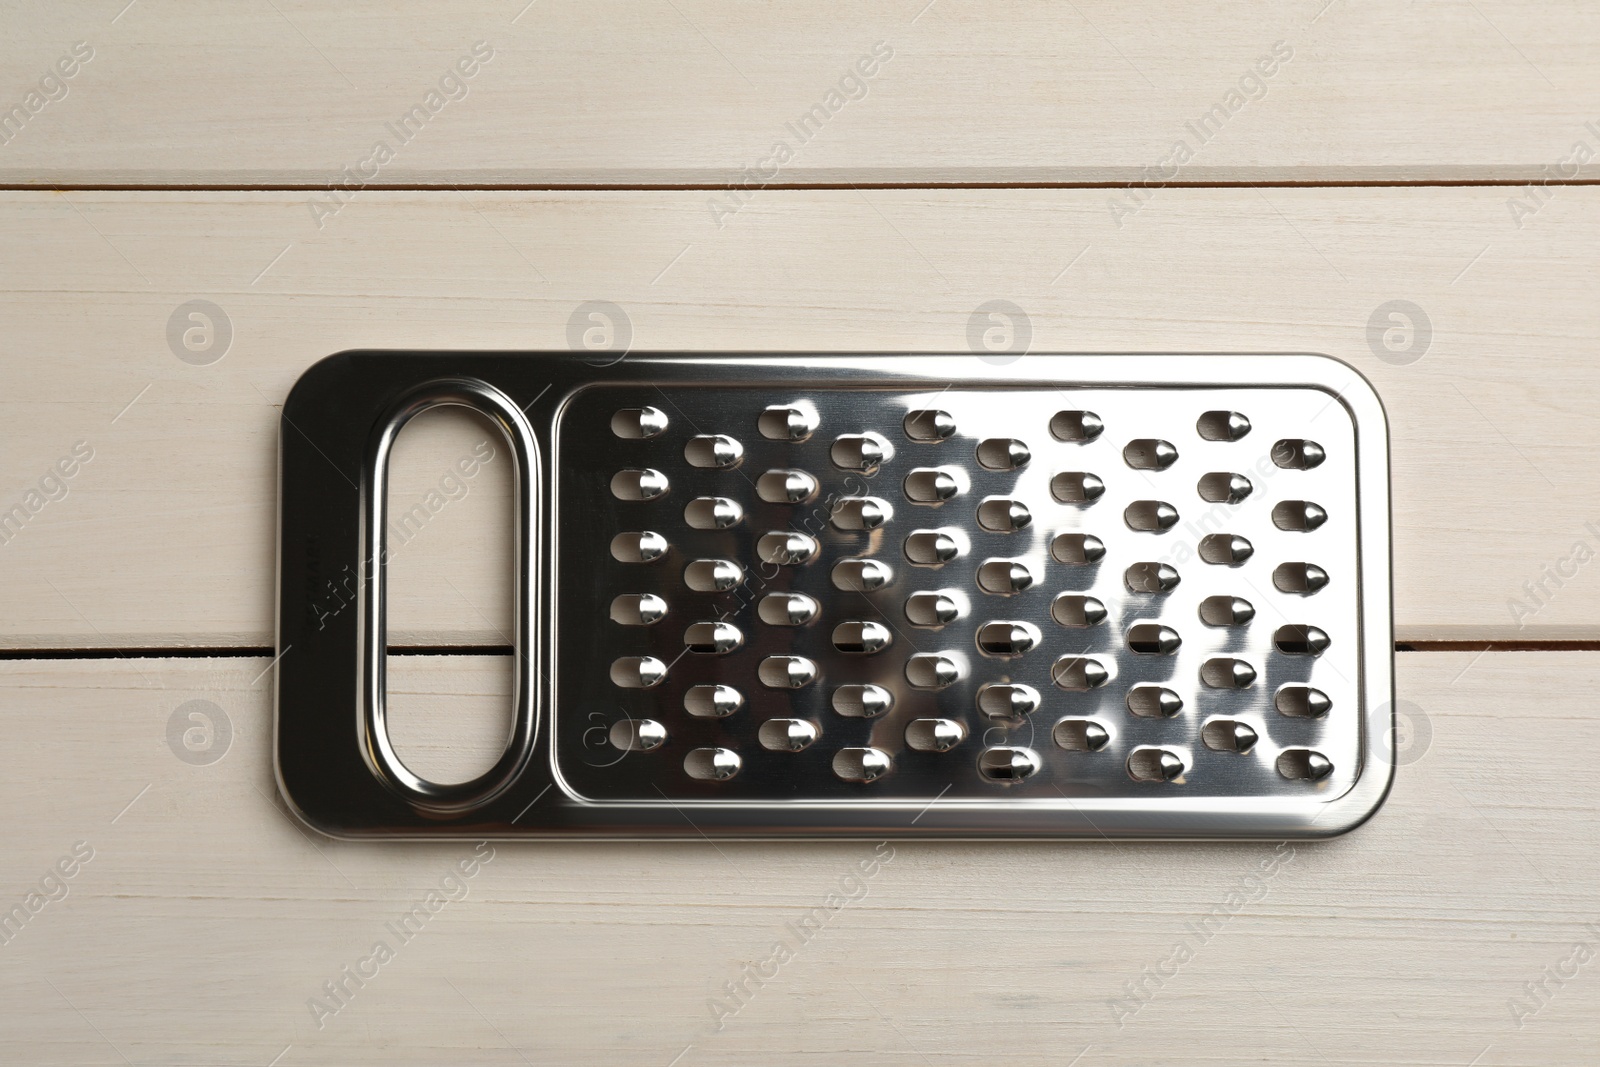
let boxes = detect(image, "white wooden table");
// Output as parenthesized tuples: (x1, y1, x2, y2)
(3, 4, 1598, 1063)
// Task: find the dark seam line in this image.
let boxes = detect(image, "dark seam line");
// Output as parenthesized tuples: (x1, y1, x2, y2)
(0, 644, 516, 660)
(1396, 640, 1600, 652)
(0, 642, 1595, 661)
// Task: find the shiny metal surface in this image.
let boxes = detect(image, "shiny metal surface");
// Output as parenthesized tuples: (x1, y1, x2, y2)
(352, 378, 541, 815)
(276, 351, 1392, 839)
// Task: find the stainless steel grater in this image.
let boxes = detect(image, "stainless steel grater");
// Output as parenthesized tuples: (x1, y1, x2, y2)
(275, 352, 1393, 839)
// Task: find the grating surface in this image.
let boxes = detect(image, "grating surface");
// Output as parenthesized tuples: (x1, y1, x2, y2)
(554, 384, 1363, 803)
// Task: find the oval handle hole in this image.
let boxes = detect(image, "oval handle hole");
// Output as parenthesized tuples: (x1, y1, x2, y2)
(362, 379, 539, 813)
(381, 406, 514, 786)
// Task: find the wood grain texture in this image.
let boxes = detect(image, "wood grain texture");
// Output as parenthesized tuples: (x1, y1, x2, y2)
(3, 4, 1592, 1063)
(1, 189, 1597, 645)
(0, 652, 1595, 1065)
(2, 2, 1599, 184)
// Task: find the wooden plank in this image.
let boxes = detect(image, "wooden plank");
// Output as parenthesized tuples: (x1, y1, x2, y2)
(1, 188, 1597, 646)
(0, 651, 1595, 1064)
(2, 2, 1599, 184)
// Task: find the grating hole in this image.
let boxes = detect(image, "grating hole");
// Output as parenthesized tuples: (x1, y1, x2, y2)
(1127, 748, 1184, 782)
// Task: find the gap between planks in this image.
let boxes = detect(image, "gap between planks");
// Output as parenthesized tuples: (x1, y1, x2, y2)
(1, 642, 1595, 661)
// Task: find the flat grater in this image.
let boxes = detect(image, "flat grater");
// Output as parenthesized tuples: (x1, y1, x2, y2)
(275, 352, 1393, 839)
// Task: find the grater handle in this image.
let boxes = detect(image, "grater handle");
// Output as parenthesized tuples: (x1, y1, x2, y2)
(357, 377, 542, 813)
